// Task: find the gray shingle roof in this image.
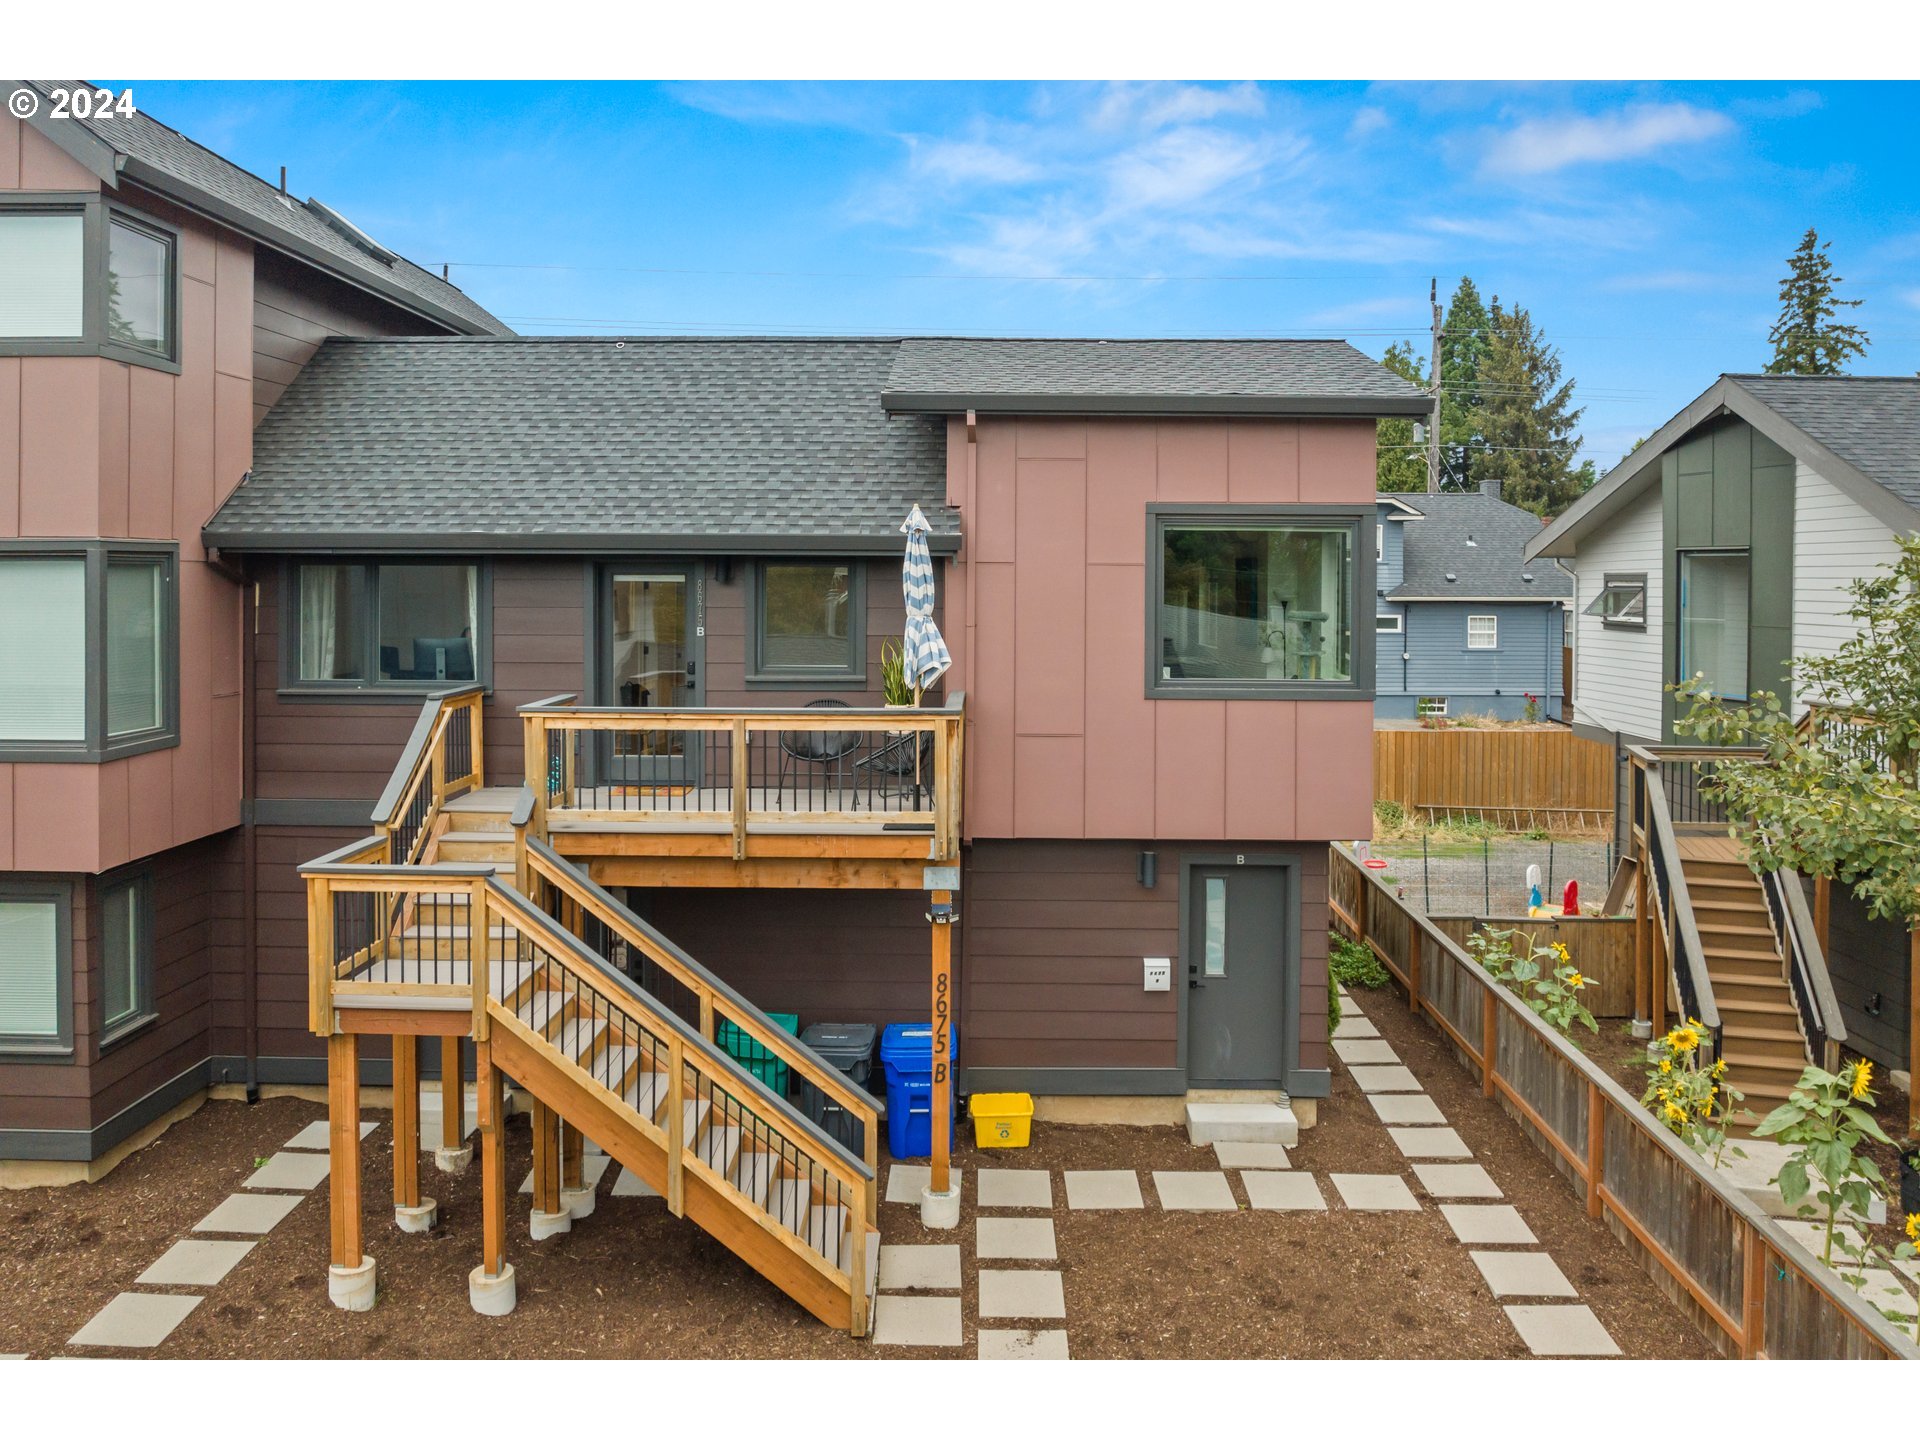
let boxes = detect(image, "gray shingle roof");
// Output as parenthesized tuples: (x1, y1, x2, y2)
(1384, 489, 1571, 601)
(204, 337, 957, 551)
(1727, 375, 1920, 509)
(883, 338, 1431, 416)
(22, 81, 508, 337)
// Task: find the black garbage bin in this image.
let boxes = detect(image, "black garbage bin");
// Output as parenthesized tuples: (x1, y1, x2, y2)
(796, 1022, 879, 1154)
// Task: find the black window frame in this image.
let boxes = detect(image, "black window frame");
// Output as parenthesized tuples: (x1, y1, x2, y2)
(278, 559, 492, 699)
(0, 878, 74, 1059)
(1585, 571, 1649, 631)
(1145, 505, 1376, 701)
(98, 867, 155, 1049)
(0, 540, 179, 763)
(744, 559, 868, 689)
(0, 192, 181, 374)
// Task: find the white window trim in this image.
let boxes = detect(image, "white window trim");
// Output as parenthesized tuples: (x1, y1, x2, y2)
(1467, 614, 1499, 650)
(1416, 696, 1449, 717)
(1375, 613, 1403, 634)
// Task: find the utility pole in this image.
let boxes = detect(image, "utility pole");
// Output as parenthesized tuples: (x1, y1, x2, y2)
(1426, 277, 1443, 494)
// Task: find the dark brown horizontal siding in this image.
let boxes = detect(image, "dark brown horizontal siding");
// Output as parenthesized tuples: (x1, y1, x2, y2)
(252, 249, 438, 424)
(962, 839, 1330, 1082)
(250, 826, 363, 1065)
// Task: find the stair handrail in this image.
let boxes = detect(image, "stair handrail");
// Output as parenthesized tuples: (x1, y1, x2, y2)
(1630, 749, 1722, 1040)
(1755, 858, 1848, 1068)
(519, 836, 885, 1203)
(371, 684, 488, 864)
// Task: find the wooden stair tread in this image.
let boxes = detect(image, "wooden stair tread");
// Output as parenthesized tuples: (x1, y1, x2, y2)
(1714, 998, 1799, 1017)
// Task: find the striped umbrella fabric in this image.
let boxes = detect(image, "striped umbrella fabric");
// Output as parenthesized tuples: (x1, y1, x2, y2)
(900, 504, 952, 693)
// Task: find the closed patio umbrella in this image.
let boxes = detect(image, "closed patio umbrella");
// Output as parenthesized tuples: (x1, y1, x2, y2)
(900, 504, 951, 696)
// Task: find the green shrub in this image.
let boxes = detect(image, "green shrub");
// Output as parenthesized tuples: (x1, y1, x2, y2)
(1329, 933, 1391, 989)
(1327, 986, 1342, 1037)
(1373, 799, 1406, 830)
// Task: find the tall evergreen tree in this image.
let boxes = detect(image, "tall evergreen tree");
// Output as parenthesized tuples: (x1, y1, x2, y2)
(1438, 277, 1492, 486)
(1375, 340, 1430, 492)
(1473, 297, 1591, 517)
(1765, 227, 1869, 375)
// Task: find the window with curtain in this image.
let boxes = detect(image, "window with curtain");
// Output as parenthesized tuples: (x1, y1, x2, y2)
(105, 217, 173, 357)
(1151, 515, 1360, 694)
(101, 873, 150, 1039)
(0, 891, 66, 1051)
(0, 210, 85, 339)
(0, 557, 86, 741)
(751, 561, 863, 682)
(291, 562, 482, 688)
(1679, 551, 1750, 701)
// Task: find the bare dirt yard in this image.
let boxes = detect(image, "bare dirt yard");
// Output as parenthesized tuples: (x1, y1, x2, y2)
(0, 990, 1721, 1359)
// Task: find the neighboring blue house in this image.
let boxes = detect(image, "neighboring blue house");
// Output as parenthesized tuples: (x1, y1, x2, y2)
(1375, 480, 1571, 721)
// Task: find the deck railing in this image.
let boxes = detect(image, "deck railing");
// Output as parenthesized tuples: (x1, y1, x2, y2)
(1329, 843, 1918, 1361)
(372, 685, 487, 865)
(1628, 748, 1721, 1044)
(520, 694, 965, 861)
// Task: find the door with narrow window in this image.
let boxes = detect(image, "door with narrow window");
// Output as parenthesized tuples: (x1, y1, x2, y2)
(601, 567, 703, 787)
(1186, 863, 1291, 1087)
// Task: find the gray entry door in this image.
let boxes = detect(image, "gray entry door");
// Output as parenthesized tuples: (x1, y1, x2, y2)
(1187, 864, 1290, 1087)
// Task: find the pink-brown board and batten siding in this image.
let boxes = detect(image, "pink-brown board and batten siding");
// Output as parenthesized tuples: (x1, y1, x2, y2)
(943, 415, 1375, 843)
(0, 112, 247, 873)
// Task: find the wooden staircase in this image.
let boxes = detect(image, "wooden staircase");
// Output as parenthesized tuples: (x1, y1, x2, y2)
(1677, 837, 1808, 1121)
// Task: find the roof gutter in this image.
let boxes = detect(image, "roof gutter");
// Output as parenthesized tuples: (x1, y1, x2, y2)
(880, 391, 1432, 418)
(199, 529, 965, 557)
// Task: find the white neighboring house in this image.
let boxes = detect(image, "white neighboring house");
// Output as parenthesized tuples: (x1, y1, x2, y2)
(1528, 373, 1919, 1073)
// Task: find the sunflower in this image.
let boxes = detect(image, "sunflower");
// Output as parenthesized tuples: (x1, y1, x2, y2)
(1667, 1026, 1701, 1054)
(1566, 971, 1586, 988)
(1663, 1101, 1688, 1126)
(1849, 1060, 1873, 1100)
(1658, 1059, 1672, 1074)
(1906, 1212, 1920, 1245)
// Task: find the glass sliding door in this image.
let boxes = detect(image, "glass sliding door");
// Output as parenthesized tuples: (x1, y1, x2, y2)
(1678, 551, 1750, 701)
(606, 569, 700, 786)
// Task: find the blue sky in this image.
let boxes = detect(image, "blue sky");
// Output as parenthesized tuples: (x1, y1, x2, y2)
(115, 79, 1920, 468)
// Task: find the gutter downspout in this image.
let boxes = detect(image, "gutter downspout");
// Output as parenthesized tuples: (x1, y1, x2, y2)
(208, 546, 260, 1105)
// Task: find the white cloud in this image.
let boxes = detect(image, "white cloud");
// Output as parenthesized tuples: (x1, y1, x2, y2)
(1348, 105, 1391, 142)
(1106, 126, 1292, 214)
(1482, 102, 1734, 175)
(907, 137, 1042, 186)
(1091, 82, 1266, 132)
(1900, 287, 1920, 311)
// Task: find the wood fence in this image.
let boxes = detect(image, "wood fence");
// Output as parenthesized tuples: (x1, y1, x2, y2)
(1330, 844, 1918, 1361)
(1428, 915, 1636, 1020)
(1374, 727, 1615, 831)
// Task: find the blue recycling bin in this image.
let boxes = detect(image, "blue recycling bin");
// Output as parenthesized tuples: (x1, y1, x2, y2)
(880, 1022, 959, 1159)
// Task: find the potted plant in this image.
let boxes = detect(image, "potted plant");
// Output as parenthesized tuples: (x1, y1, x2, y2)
(880, 641, 915, 736)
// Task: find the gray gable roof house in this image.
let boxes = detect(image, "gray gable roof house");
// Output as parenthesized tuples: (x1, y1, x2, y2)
(17, 79, 509, 337)
(1385, 485, 1571, 602)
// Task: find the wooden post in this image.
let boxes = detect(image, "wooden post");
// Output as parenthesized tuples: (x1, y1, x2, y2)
(731, 719, 748, 862)
(470, 878, 491, 1039)
(1741, 1226, 1768, 1359)
(523, 712, 546, 836)
(931, 889, 954, 1194)
(1585, 1080, 1604, 1218)
(698, 991, 715, 1043)
(561, 1119, 584, 1194)
(468, 692, 485, 789)
(1481, 985, 1498, 1099)
(392, 1035, 420, 1213)
(1407, 929, 1421, 1014)
(531, 1100, 560, 1215)
(441, 1035, 466, 1154)
(665, 1035, 686, 1217)
(477, 1040, 506, 1279)
(1910, 927, 1920, 1139)
(1813, 874, 1832, 955)
(328, 1032, 362, 1270)
(848, 1207, 870, 1337)
(1633, 851, 1651, 1032)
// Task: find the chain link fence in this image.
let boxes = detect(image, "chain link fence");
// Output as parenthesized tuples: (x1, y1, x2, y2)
(1367, 834, 1620, 916)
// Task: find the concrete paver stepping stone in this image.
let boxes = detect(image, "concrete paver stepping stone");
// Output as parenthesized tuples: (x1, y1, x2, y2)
(978, 1269, 1067, 1319)
(194, 1193, 303, 1235)
(1504, 1304, 1620, 1356)
(1333, 1039, 1401, 1065)
(1441, 1204, 1537, 1245)
(69, 1293, 203, 1349)
(1368, 1094, 1446, 1125)
(1348, 1066, 1423, 1093)
(977, 1168, 1053, 1209)
(285, 1120, 377, 1151)
(1064, 1170, 1143, 1210)
(1388, 1126, 1472, 1160)
(610, 1166, 659, 1199)
(1331, 1016, 1379, 1039)
(885, 1164, 962, 1205)
(873, 1294, 963, 1347)
(1330, 1173, 1421, 1212)
(1152, 1170, 1238, 1211)
(135, 1239, 256, 1288)
(1470, 1250, 1577, 1298)
(879, 1244, 962, 1291)
(0, 1353, 25, 1360)
(243, 1151, 331, 1191)
(978, 1328, 1069, 1360)
(1243, 1171, 1326, 1211)
(977, 1217, 1058, 1261)
(1213, 1141, 1291, 1169)
(1413, 1163, 1503, 1199)
(519, 1153, 611, 1195)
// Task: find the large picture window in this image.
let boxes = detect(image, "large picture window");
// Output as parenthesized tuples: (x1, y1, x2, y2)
(0, 195, 178, 369)
(0, 544, 176, 761)
(287, 562, 485, 692)
(0, 883, 71, 1055)
(1678, 550, 1750, 701)
(748, 561, 865, 686)
(1148, 509, 1370, 698)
